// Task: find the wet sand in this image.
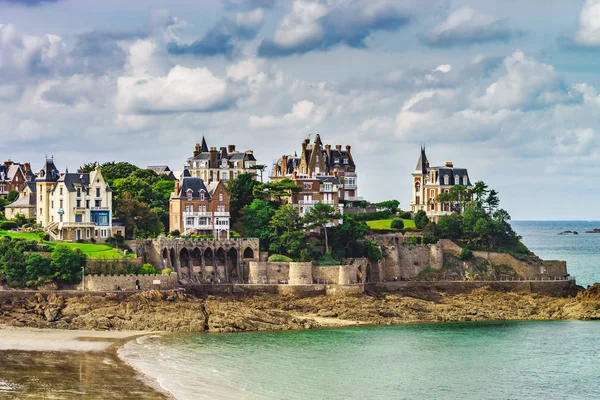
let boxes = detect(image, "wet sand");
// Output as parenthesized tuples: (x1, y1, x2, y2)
(0, 325, 170, 399)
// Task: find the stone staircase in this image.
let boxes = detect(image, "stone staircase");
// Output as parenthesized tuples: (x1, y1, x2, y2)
(44, 222, 60, 241)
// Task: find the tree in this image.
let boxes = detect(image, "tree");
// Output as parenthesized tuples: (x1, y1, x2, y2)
(303, 203, 339, 254)
(249, 164, 267, 182)
(485, 189, 500, 215)
(138, 264, 157, 275)
(13, 213, 28, 227)
(7, 190, 18, 203)
(437, 213, 462, 239)
(0, 245, 26, 287)
(50, 245, 86, 284)
(391, 219, 404, 230)
(112, 176, 153, 203)
(376, 200, 400, 214)
(462, 203, 487, 239)
(329, 215, 370, 258)
(78, 163, 97, 173)
(252, 179, 301, 204)
(268, 205, 307, 260)
(25, 253, 51, 282)
(227, 173, 259, 223)
(469, 181, 489, 206)
(414, 210, 429, 229)
(100, 162, 139, 186)
(241, 199, 276, 251)
(114, 192, 164, 239)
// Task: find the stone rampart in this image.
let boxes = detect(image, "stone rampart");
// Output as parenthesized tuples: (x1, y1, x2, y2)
(313, 266, 339, 284)
(248, 262, 290, 284)
(289, 262, 313, 285)
(84, 273, 179, 291)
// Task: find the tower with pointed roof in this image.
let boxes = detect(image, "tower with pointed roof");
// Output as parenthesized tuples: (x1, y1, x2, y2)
(185, 136, 257, 183)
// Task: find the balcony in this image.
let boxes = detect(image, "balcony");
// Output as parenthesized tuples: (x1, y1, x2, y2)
(343, 183, 357, 189)
(297, 200, 334, 206)
(61, 221, 96, 228)
(319, 187, 336, 193)
(183, 212, 213, 218)
(90, 207, 109, 211)
(73, 207, 87, 212)
(344, 196, 364, 202)
(213, 212, 230, 217)
(184, 223, 213, 230)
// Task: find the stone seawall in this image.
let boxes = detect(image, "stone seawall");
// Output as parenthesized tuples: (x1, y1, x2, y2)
(84, 273, 179, 291)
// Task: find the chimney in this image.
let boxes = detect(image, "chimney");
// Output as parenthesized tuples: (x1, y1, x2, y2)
(3, 161, 11, 168)
(425, 160, 430, 168)
(193, 143, 201, 157)
(282, 155, 288, 173)
(346, 145, 351, 153)
(336, 145, 342, 151)
(209, 147, 218, 168)
(245, 150, 253, 155)
(23, 162, 30, 172)
(174, 179, 180, 196)
(302, 141, 308, 152)
(228, 145, 236, 153)
(292, 170, 297, 179)
(445, 162, 453, 168)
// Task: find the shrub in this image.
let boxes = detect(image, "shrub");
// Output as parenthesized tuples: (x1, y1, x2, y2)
(90, 238, 96, 244)
(398, 211, 412, 220)
(414, 210, 429, 229)
(390, 219, 404, 230)
(459, 248, 473, 260)
(0, 221, 18, 230)
(268, 254, 293, 262)
(409, 235, 417, 245)
(76, 239, 85, 244)
(138, 263, 157, 275)
(161, 268, 172, 275)
(315, 253, 340, 265)
(170, 230, 181, 237)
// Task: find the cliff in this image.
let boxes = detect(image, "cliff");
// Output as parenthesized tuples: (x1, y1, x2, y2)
(2, 285, 600, 333)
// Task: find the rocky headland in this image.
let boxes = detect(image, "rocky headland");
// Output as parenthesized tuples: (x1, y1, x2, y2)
(1, 285, 600, 333)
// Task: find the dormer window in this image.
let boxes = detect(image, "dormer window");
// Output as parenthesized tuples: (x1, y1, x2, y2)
(324, 183, 332, 192)
(463, 176, 468, 186)
(200, 191, 205, 201)
(343, 159, 348, 165)
(444, 176, 449, 185)
(187, 190, 193, 201)
(219, 193, 223, 201)
(455, 175, 459, 185)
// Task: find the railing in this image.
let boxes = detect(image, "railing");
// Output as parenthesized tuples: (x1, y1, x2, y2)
(213, 212, 230, 217)
(90, 207, 109, 211)
(62, 221, 96, 227)
(319, 187, 336, 192)
(343, 184, 357, 189)
(73, 207, 87, 211)
(344, 196, 363, 201)
(184, 224, 213, 230)
(297, 200, 334, 206)
(183, 212, 212, 217)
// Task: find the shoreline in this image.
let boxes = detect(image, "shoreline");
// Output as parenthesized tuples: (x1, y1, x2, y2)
(0, 325, 172, 399)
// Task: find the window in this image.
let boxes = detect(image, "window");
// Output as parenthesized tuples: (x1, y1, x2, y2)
(221, 172, 228, 181)
(185, 204, 193, 212)
(219, 193, 223, 201)
(86, 229, 90, 238)
(415, 182, 420, 192)
(60, 187, 63, 195)
(95, 229, 99, 237)
(77, 188, 81, 197)
(343, 159, 349, 165)
(59, 199, 63, 209)
(217, 204, 225, 212)
(430, 189, 435, 198)
(186, 217, 195, 226)
(200, 192, 205, 201)
(199, 217, 208, 225)
(334, 158, 340, 164)
(324, 183, 332, 192)
(95, 200, 101, 207)
(444, 175, 449, 185)
(86, 200, 90, 209)
(316, 155, 319, 162)
(76, 200, 81, 208)
(199, 205, 206, 212)
(187, 190, 193, 201)
(455, 175, 459, 185)
(463, 176, 468, 186)
(86, 188, 90, 196)
(304, 182, 312, 190)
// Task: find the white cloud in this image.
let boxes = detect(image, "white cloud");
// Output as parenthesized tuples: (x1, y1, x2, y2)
(249, 99, 326, 128)
(571, 0, 600, 47)
(421, 6, 517, 47)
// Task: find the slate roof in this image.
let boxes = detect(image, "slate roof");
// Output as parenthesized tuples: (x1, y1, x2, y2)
(415, 146, 428, 173)
(6, 193, 36, 208)
(36, 159, 60, 183)
(430, 167, 471, 186)
(176, 176, 211, 199)
(315, 176, 340, 184)
(57, 173, 91, 192)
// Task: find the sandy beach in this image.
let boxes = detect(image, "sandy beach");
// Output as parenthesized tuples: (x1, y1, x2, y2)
(0, 325, 170, 399)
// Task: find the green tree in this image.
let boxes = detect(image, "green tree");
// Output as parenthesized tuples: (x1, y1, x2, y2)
(112, 176, 153, 203)
(138, 264, 157, 275)
(0, 244, 26, 287)
(414, 210, 429, 229)
(462, 203, 487, 239)
(268, 205, 307, 259)
(329, 215, 370, 258)
(50, 245, 86, 284)
(252, 179, 301, 204)
(303, 203, 339, 254)
(227, 173, 259, 223)
(469, 181, 489, 207)
(376, 200, 400, 214)
(485, 189, 500, 215)
(241, 199, 276, 251)
(7, 190, 19, 203)
(437, 213, 462, 239)
(78, 163, 97, 173)
(391, 219, 404, 230)
(13, 213, 28, 227)
(100, 162, 139, 186)
(114, 192, 165, 239)
(25, 253, 51, 282)
(249, 164, 267, 182)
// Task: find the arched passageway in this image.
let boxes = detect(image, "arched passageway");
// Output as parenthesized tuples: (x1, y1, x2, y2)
(243, 247, 254, 259)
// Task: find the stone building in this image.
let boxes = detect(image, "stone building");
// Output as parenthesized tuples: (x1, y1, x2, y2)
(184, 136, 258, 183)
(0, 160, 34, 197)
(271, 134, 359, 203)
(290, 172, 341, 217)
(169, 170, 231, 238)
(410, 146, 473, 222)
(35, 159, 122, 242)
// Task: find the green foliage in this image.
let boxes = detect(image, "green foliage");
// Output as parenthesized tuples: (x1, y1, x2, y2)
(329, 215, 370, 258)
(241, 199, 276, 251)
(170, 230, 181, 237)
(414, 210, 429, 229)
(416, 266, 442, 281)
(13, 213, 28, 227)
(252, 179, 301, 204)
(50, 245, 86, 284)
(0, 240, 26, 287)
(0, 198, 9, 211)
(352, 211, 392, 222)
(390, 219, 404, 230)
(268, 254, 293, 262)
(7, 190, 19, 203)
(459, 248, 473, 260)
(0, 221, 18, 230)
(409, 235, 417, 245)
(315, 253, 340, 265)
(99, 161, 139, 186)
(437, 213, 462, 239)
(161, 267, 172, 275)
(138, 264, 157, 275)
(376, 200, 400, 214)
(363, 241, 383, 261)
(115, 192, 164, 239)
(105, 233, 126, 249)
(227, 173, 260, 224)
(303, 202, 339, 254)
(25, 253, 51, 282)
(398, 211, 412, 219)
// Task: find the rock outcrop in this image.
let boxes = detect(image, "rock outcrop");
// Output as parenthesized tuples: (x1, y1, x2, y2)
(2, 285, 600, 333)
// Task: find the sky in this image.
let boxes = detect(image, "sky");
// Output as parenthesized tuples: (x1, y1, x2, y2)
(2, 0, 600, 220)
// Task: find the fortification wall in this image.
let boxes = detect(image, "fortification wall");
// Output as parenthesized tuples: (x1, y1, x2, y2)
(289, 262, 313, 284)
(248, 262, 290, 284)
(84, 273, 179, 291)
(313, 266, 339, 284)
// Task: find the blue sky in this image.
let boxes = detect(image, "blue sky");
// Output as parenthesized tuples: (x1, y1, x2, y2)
(1, 0, 600, 220)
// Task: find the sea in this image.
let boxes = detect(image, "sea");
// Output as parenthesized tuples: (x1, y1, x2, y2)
(119, 221, 600, 400)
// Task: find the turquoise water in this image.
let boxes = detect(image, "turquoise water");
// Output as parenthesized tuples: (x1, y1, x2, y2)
(119, 221, 600, 400)
(512, 221, 600, 287)
(120, 321, 600, 400)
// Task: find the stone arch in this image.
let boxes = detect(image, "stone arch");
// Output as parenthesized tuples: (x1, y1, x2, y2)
(203, 248, 213, 266)
(228, 248, 239, 282)
(180, 248, 191, 277)
(169, 248, 176, 271)
(243, 247, 254, 259)
(215, 248, 227, 282)
(161, 248, 169, 269)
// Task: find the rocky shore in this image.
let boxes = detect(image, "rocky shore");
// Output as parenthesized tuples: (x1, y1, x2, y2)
(1, 285, 600, 333)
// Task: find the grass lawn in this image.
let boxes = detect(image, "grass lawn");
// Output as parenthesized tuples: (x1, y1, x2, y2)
(0, 230, 128, 259)
(366, 219, 416, 231)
